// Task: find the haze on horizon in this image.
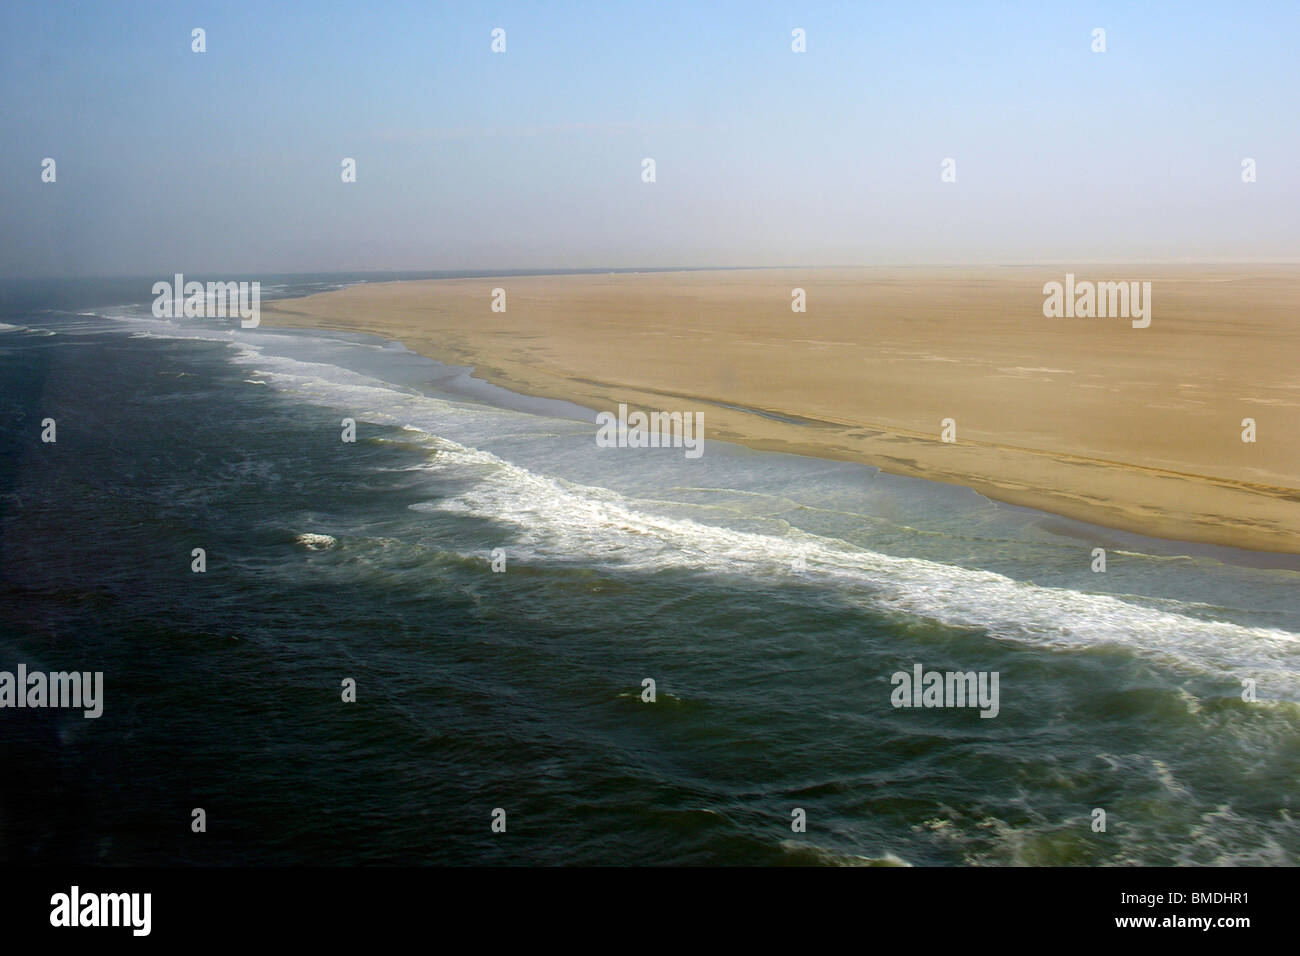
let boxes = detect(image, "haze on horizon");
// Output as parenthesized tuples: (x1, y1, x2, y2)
(2, 0, 1297, 279)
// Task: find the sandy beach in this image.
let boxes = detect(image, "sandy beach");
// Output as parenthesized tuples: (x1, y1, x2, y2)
(265, 266, 1300, 553)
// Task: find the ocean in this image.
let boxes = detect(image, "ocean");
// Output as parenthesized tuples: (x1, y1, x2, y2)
(1, 275, 1297, 866)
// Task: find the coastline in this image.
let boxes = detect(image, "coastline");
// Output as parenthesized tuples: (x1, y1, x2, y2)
(263, 266, 1300, 554)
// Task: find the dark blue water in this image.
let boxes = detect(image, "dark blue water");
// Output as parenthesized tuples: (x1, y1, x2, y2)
(1, 277, 1297, 866)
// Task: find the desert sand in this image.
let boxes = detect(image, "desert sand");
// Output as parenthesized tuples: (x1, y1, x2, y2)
(265, 266, 1300, 553)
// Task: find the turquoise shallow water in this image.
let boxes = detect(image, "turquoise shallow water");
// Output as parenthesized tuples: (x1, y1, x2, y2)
(1, 277, 1297, 865)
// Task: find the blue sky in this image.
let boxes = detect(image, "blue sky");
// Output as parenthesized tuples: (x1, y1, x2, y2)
(2, 1, 1297, 276)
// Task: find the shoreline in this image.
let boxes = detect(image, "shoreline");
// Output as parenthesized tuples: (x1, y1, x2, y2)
(263, 266, 1300, 554)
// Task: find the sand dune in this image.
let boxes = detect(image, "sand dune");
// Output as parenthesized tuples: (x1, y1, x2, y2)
(265, 266, 1300, 553)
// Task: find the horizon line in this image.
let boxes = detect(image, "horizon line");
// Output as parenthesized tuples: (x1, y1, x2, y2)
(6, 259, 1300, 283)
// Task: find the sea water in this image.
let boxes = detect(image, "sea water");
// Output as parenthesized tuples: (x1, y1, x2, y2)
(1, 276, 1296, 865)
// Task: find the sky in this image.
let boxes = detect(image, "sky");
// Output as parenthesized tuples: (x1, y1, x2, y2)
(2, 0, 1297, 277)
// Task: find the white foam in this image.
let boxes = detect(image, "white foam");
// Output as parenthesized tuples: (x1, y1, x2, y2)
(125, 317, 1300, 698)
(410, 435, 1300, 698)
